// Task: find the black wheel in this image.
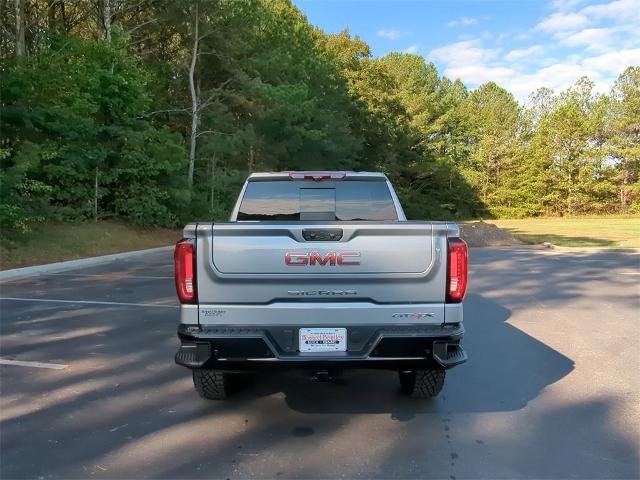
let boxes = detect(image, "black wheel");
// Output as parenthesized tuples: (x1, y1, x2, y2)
(398, 369, 446, 398)
(192, 369, 232, 400)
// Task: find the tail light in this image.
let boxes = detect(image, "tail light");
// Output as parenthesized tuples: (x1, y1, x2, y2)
(289, 171, 346, 181)
(174, 240, 197, 304)
(446, 237, 468, 303)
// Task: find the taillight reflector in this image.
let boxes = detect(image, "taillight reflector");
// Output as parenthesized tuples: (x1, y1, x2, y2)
(174, 240, 197, 304)
(447, 237, 468, 303)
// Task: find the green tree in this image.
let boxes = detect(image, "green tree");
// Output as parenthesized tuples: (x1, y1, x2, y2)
(527, 78, 609, 215)
(1, 34, 187, 229)
(606, 67, 640, 213)
(1, 0, 638, 235)
(458, 82, 522, 215)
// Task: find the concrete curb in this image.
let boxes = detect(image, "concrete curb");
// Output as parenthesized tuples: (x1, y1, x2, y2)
(542, 245, 640, 253)
(0, 246, 173, 282)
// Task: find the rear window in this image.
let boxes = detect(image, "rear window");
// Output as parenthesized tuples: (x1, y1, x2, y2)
(237, 180, 398, 221)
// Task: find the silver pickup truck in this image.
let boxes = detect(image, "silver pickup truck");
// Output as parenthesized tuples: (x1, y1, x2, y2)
(174, 171, 468, 399)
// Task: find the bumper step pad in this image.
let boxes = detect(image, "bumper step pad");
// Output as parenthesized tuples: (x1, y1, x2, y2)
(432, 342, 468, 368)
(175, 343, 211, 368)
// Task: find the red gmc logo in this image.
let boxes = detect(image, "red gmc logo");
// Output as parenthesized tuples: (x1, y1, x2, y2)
(285, 252, 361, 266)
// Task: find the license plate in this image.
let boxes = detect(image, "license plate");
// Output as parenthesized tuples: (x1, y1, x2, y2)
(299, 328, 347, 352)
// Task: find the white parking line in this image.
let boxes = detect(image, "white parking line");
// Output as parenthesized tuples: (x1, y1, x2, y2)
(0, 297, 178, 308)
(0, 359, 68, 370)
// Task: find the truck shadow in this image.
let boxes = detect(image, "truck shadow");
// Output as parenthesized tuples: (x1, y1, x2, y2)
(229, 291, 574, 417)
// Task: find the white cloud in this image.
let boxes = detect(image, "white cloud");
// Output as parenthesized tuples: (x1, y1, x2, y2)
(429, 40, 512, 87)
(534, 0, 640, 54)
(537, 0, 639, 36)
(426, 0, 640, 101)
(444, 65, 515, 85)
(404, 44, 419, 54)
(551, 0, 584, 10)
(429, 40, 499, 67)
(377, 29, 403, 40)
(497, 55, 631, 100)
(581, 0, 640, 22)
(428, 41, 638, 101)
(581, 48, 640, 71)
(536, 12, 589, 33)
(446, 16, 480, 28)
(504, 45, 543, 61)
(559, 27, 619, 51)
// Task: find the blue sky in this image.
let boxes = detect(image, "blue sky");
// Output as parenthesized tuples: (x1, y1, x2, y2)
(294, 0, 640, 100)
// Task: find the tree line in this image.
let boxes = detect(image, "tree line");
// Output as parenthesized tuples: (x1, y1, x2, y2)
(1, 0, 638, 237)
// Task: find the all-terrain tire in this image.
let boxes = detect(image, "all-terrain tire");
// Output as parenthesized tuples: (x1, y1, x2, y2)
(192, 369, 231, 400)
(398, 369, 446, 398)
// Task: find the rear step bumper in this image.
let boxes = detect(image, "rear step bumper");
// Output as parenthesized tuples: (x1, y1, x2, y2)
(175, 323, 466, 371)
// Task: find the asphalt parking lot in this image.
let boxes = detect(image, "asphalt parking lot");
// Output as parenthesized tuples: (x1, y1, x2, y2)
(1, 246, 638, 479)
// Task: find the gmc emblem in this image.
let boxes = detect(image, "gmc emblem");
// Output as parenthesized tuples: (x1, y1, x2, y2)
(285, 251, 361, 266)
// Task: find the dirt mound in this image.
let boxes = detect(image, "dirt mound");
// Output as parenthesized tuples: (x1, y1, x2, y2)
(459, 221, 522, 247)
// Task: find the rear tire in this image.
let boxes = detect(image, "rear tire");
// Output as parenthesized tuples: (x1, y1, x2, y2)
(192, 369, 231, 400)
(398, 369, 446, 398)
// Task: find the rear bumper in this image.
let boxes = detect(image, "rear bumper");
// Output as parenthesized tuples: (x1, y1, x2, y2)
(175, 323, 467, 371)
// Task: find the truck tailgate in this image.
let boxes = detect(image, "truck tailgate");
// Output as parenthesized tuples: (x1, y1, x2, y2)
(212, 223, 432, 274)
(193, 222, 452, 305)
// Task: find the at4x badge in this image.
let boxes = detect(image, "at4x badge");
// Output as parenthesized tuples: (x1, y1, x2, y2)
(392, 312, 435, 319)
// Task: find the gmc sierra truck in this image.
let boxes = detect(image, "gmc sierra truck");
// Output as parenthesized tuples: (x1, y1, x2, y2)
(174, 171, 468, 399)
